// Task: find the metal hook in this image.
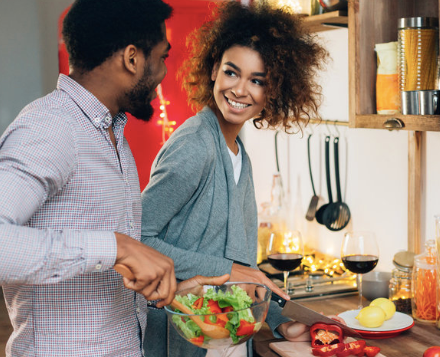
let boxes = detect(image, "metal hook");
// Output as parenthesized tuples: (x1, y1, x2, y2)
(333, 120, 340, 137)
(325, 120, 333, 137)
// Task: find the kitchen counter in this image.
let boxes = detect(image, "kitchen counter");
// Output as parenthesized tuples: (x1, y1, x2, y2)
(253, 295, 439, 357)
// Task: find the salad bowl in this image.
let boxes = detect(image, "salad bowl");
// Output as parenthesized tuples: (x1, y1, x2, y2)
(164, 281, 272, 351)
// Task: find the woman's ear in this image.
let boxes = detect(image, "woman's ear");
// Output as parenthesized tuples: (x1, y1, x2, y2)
(211, 62, 219, 81)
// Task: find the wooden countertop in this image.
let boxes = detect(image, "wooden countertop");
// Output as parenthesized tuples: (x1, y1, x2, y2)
(253, 295, 440, 357)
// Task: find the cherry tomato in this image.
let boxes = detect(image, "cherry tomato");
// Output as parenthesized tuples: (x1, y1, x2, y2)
(423, 346, 440, 357)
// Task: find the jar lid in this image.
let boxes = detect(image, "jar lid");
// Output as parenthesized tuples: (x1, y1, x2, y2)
(398, 17, 439, 29)
(393, 251, 415, 268)
(393, 260, 413, 273)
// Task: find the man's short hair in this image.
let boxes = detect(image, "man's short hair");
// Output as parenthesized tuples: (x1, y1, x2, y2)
(62, 0, 172, 71)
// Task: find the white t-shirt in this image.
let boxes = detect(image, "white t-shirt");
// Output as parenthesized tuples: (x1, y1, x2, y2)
(227, 141, 242, 184)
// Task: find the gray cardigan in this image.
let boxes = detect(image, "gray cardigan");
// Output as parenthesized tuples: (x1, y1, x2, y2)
(141, 107, 291, 357)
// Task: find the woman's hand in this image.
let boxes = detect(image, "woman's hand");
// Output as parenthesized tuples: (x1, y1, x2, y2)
(277, 314, 347, 342)
(277, 321, 310, 342)
(177, 274, 230, 292)
(230, 263, 290, 300)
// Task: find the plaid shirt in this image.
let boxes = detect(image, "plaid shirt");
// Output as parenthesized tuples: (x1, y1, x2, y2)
(0, 75, 147, 356)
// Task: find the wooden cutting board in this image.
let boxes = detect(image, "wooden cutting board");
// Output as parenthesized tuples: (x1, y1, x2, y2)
(269, 339, 386, 357)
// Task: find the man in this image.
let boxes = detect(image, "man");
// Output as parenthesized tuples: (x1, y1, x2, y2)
(0, 0, 195, 355)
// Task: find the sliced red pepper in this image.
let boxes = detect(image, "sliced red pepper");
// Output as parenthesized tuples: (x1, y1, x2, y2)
(236, 319, 256, 336)
(310, 323, 344, 348)
(222, 306, 234, 313)
(190, 336, 204, 347)
(364, 346, 381, 357)
(336, 340, 367, 357)
(207, 299, 222, 314)
(192, 297, 204, 310)
(312, 343, 344, 357)
(204, 314, 228, 328)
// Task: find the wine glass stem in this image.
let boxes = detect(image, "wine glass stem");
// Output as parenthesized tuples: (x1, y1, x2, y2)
(283, 271, 290, 293)
(357, 274, 363, 310)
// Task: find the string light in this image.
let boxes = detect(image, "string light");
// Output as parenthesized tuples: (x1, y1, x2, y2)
(273, 0, 302, 13)
(156, 84, 176, 144)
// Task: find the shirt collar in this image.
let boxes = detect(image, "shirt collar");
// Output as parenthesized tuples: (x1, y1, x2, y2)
(57, 74, 127, 130)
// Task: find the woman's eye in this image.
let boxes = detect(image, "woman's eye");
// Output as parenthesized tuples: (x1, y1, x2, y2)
(252, 78, 265, 86)
(224, 70, 237, 77)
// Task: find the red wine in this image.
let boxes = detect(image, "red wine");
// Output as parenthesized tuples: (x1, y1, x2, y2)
(342, 255, 379, 274)
(267, 253, 303, 271)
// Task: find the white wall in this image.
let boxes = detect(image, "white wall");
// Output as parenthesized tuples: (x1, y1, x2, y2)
(243, 28, 440, 273)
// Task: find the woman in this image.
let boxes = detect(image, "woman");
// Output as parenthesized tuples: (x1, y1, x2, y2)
(141, 2, 329, 356)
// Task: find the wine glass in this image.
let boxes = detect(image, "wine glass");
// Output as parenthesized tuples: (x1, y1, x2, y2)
(266, 230, 304, 293)
(341, 231, 379, 310)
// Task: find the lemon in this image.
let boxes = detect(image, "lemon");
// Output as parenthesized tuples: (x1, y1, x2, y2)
(355, 306, 386, 328)
(370, 298, 396, 320)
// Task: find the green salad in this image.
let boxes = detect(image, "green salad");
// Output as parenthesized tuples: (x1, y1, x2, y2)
(171, 285, 261, 345)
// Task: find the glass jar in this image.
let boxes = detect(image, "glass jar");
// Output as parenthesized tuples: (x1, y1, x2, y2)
(389, 267, 412, 314)
(411, 240, 437, 323)
(398, 17, 439, 91)
(435, 215, 440, 329)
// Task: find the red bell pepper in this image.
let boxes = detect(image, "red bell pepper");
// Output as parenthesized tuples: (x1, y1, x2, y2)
(190, 336, 204, 347)
(336, 340, 366, 357)
(192, 297, 204, 310)
(236, 319, 256, 336)
(312, 343, 344, 357)
(222, 306, 234, 313)
(364, 346, 381, 357)
(207, 299, 222, 314)
(310, 323, 344, 347)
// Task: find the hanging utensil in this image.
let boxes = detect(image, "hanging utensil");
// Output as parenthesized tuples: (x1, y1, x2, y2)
(305, 134, 319, 221)
(315, 136, 332, 225)
(322, 137, 351, 231)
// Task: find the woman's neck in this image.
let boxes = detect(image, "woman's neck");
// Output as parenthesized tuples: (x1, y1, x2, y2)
(211, 106, 243, 155)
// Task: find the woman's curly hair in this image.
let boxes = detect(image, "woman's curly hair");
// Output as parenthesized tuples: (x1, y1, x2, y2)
(179, 1, 329, 131)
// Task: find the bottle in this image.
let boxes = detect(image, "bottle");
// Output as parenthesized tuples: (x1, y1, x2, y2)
(256, 172, 289, 264)
(411, 240, 437, 323)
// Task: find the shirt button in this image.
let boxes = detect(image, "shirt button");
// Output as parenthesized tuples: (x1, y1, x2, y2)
(95, 264, 102, 270)
(130, 221, 134, 229)
(136, 308, 141, 313)
(94, 117, 100, 123)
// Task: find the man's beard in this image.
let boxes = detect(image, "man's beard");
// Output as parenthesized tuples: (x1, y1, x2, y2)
(125, 65, 156, 122)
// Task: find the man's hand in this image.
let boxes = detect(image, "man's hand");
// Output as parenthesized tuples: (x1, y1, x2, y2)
(230, 263, 290, 300)
(114, 232, 176, 308)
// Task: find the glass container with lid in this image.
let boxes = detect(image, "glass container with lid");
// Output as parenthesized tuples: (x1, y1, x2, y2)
(398, 17, 439, 91)
(411, 240, 437, 323)
(389, 251, 414, 314)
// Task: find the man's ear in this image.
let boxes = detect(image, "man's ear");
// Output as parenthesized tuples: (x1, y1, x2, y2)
(122, 45, 138, 74)
(211, 62, 219, 81)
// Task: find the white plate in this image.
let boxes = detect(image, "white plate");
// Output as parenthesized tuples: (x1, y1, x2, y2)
(338, 309, 414, 332)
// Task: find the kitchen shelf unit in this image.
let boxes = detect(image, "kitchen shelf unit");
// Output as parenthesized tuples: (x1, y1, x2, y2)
(348, 0, 440, 254)
(302, 0, 440, 254)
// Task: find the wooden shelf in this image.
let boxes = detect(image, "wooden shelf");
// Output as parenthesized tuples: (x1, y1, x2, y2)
(349, 114, 440, 131)
(302, 10, 348, 33)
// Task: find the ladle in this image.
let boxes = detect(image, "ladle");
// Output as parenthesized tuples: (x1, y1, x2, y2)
(113, 263, 230, 339)
(315, 136, 332, 224)
(323, 137, 351, 231)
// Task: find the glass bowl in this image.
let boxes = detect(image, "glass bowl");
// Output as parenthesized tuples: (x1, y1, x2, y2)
(164, 281, 271, 350)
